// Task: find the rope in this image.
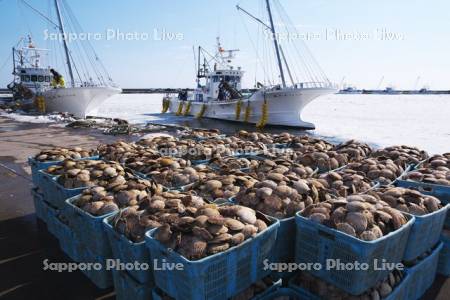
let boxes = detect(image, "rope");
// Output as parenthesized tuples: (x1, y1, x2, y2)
(235, 99, 242, 120)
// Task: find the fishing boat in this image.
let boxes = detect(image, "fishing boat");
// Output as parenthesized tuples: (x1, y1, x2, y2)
(8, 0, 120, 118)
(164, 0, 336, 129)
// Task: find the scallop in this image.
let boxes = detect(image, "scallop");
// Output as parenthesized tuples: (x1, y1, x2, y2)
(207, 242, 230, 255)
(206, 180, 223, 191)
(225, 218, 245, 231)
(236, 206, 257, 224)
(230, 233, 245, 245)
(345, 212, 367, 233)
(256, 187, 273, 199)
(192, 226, 214, 241)
(241, 224, 258, 238)
(336, 222, 356, 237)
(309, 213, 327, 224)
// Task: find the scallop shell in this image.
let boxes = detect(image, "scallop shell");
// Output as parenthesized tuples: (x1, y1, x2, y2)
(207, 224, 228, 235)
(155, 224, 172, 243)
(241, 224, 258, 238)
(254, 219, 268, 232)
(192, 226, 214, 241)
(207, 215, 226, 225)
(225, 218, 245, 231)
(336, 222, 356, 237)
(236, 206, 257, 224)
(309, 213, 327, 224)
(206, 180, 223, 191)
(179, 235, 207, 260)
(230, 233, 245, 245)
(98, 202, 119, 215)
(345, 212, 367, 233)
(207, 242, 230, 255)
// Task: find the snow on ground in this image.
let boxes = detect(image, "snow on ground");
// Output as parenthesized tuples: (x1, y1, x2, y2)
(0, 111, 57, 124)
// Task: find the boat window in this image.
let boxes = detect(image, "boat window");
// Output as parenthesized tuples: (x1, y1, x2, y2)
(38, 75, 44, 82)
(45, 76, 51, 82)
(225, 76, 231, 82)
(21, 75, 30, 82)
(213, 76, 219, 82)
(31, 75, 37, 82)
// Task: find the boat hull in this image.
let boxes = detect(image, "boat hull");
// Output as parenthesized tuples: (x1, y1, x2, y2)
(43, 86, 121, 118)
(168, 87, 336, 129)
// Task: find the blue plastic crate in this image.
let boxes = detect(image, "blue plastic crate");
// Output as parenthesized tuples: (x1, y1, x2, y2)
(405, 242, 443, 300)
(438, 233, 450, 277)
(259, 287, 303, 300)
(288, 271, 409, 300)
(31, 186, 59, 235)
(31, 188, 46, 222)
(286, 283, 320, 300)
(151, 287, 172, 300)
(46, 176, 90, 209)
(112, 270, 153, 300)
(396, 179, 450, 228)
(53, 216, 80, 262)
(28, 155, 99, 188)
(271, 216, 296, 265)
(151, 278, 281, 300)
(145, 215, 280, 300)
(103, 213, 153, 284)
(191, 158, 211, 165)
(294, 212, 414, 295)
(77, 242, 113, 289)
(64, 195, 115, 257)
(403, 204, 449, 261)
(45, 200, 59, 237)
(39, 170, 57, 203)
(227, 198, 296, 271)
(28, 157, 61, 187)
(208, 155, 265, 173)
(251, 278, 282, 300)
(269, 143, 289, 149)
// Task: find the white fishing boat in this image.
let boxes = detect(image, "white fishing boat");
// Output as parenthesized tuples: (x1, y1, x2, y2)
(164, 0, 336, 129)
(8, 0, 120, 118)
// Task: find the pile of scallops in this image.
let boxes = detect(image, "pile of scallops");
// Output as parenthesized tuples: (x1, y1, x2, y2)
(39, 130, 448, 262)
(153, 204, 271, 260)
(34, 147, 97, 162)
(403, 153, 450, 186)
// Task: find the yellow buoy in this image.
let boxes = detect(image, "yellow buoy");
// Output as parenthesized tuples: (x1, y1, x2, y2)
(176, 101, 184, 116)
(244, 101, 251, 122)
(235, 99, 242, 120)
(183, 101, 192, 116)
(161, 98, 170, 113)
(35, 95, 46, 113)
(256, 99, 268, 129)
(196, 103, 207, 118)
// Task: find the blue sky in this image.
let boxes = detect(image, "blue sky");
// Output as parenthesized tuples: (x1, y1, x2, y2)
(0, 0, 449, 89)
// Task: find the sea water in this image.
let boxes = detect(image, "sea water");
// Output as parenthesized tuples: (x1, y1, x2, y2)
(94, 93, 450, 154)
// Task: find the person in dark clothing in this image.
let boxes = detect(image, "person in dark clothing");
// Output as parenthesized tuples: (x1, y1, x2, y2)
(50, 69, 65, 88)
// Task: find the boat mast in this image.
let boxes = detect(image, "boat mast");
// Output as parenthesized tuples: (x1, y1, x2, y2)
(265, 0, 286, 88)
(54, 0, 75, 87)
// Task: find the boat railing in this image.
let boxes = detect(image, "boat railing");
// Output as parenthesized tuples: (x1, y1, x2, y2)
(264, 81, 337, 91)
